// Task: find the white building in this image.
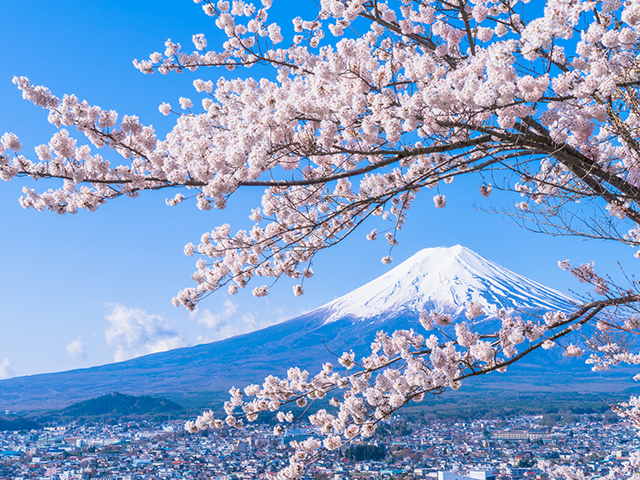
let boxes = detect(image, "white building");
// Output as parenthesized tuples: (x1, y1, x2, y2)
(438, 468, 496, 480)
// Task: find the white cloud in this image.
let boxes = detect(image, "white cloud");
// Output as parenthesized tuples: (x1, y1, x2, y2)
(104, 304, 188, 362)
(194, 334, 214, 345)
(0, 358, 15, 379)
(66, 337, 88, 361)
(192, 300, 281, 341)
(191, 299, 238, 329)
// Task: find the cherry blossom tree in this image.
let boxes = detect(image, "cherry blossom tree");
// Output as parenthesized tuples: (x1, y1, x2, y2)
(4, 0, 640, 477)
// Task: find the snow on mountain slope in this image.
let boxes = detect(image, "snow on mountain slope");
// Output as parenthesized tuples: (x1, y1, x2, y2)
(317, 245, 575, 323)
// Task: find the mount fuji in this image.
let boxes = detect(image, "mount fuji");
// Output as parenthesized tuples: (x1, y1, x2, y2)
(0, 246, 630, 410)
(317, 244, 574, 323)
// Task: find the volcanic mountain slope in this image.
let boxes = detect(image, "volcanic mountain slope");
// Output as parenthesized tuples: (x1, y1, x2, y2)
(0, 245, 627, 410)
(317, 244, 575, 322)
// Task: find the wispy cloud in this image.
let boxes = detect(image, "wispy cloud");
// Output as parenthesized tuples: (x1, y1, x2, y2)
(194, 334, 214, 345)
(191, 300, 282, 341)
(104, 304, 188, 362)
(192, 299, 238, 329)
(0, 358, 15, 379)
(66, 337, 88, 361)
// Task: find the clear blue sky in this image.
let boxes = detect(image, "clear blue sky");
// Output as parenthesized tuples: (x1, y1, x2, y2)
(0, 0, 634, 378)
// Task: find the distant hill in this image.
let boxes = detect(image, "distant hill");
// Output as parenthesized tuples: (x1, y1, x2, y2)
(0, 245, 635, 411)
(60, 392, 183, 417)
(0, 416, 40, 431)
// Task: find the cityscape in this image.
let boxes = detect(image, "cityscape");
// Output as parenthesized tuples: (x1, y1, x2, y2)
(0, 410, 636, 479)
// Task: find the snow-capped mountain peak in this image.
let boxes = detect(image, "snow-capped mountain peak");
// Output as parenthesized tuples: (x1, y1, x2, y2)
(318, 245, 574, 323)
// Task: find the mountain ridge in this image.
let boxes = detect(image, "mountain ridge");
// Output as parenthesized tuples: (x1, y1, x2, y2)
(0, 245, 631, 411)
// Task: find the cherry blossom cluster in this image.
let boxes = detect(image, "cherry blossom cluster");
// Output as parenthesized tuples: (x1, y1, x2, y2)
(4, 0, 640, 304)
(559, 260, 610, 295)
(184, 299, 622, 478)
(553, 259, 640, 376)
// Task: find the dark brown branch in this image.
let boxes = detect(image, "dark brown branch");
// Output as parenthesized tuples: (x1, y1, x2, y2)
(458, 0, 476, 56)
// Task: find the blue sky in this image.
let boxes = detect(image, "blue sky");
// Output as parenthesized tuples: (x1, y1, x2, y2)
(0, 0, 636, 378)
